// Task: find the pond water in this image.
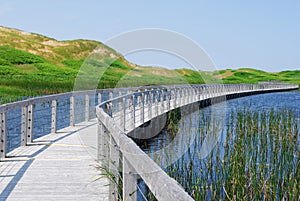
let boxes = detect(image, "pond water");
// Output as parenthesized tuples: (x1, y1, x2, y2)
(135, 91, 300, 200)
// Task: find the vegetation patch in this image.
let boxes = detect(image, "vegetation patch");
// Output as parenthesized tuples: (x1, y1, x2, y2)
(0, 26, 299, 103)
(0, 46, 44, 65)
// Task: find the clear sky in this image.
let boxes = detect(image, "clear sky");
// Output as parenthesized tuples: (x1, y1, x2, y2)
(0, 0, 299, 72)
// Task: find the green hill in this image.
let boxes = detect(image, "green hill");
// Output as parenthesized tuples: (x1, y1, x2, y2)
(0, 26, 298, 103)
(0, 26, 189, 102)
(208, 68, 300, 85)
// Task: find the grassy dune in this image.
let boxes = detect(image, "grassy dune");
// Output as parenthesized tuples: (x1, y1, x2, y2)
(0, 26, 299, 103)
(208, 68, 300, 85)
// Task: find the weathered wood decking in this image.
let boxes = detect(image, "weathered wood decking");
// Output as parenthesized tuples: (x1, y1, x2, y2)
(0, 119, 109, 201)
(1, 84, 298, 201)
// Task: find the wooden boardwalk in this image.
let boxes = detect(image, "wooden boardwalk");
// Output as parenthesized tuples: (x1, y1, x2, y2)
(0, 84, 298, 201)
(0, 119, 109, 201)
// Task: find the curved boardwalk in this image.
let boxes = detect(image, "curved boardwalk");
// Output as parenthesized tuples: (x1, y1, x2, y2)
(0, 84, 298, 201)
(0, 120, 109, 201)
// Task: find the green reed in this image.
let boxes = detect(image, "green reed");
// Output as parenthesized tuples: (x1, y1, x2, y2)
(165, 108, 299, 200)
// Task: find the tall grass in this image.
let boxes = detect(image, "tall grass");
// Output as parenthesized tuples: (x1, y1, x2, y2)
(163, 108, 299, 200)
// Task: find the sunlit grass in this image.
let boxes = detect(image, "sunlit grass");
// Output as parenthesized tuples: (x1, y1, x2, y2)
(165, 108, 299, 200)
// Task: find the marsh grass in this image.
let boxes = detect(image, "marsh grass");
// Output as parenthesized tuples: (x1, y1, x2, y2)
(165, 108, 299, 200)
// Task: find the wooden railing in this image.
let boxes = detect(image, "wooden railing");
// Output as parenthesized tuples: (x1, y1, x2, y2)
(0, 83, 298, 200)
(96, 83, 298, 201)
(0, 86, 160, 160)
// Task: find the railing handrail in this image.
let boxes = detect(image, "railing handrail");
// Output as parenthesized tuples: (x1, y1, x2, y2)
(96, 83, 298, 201)
(0, 86, 164, 159)
(0, 83, 298, 200)
(1, 83, 297, 112)
(0, 86, 165, 112)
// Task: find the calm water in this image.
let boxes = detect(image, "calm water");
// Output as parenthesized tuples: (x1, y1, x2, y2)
(135, 91, 300, 200)
(138, 91, 300, 152)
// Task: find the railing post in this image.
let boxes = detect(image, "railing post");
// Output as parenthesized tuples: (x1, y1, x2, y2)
(106, 102, 113, 117)
(167, 90, 171, 112)
(187, 88, 191, 103)
(98, 92, 102, 105)
(27, 104, 34, 143)
(21, 106, 28, 146)
(123, 156, 137, 201)
(131, 95, 135, 129)
(120, 97, 125, 132)
(155, 91, 159, 117)
(178, 88, 181, 107)
(207, 86, 211, 99)
(109, 135, 120, 201)
(183, 87, 186, 104)
(97, 122, 109, 162)
(160, 89, 164, 115)
(172, 89, 176, 109)
(145, 92, 149, 120)
(70, 95, 75, 126)
(126, 97, 131, 131)
(51, 100, 57, 133)
(141, 93, 145, 124)
(118, 91, 125, 131)
(109, 91, 113, 100)
(85, 94, 90, 122)
(186, 87, 191, 104)
(192, 87, 195, 102)
(0, 112, 7, 160)
(197, 86, 201, 101)
(199, 86, 203, 100)
(149, 91, 153, 119)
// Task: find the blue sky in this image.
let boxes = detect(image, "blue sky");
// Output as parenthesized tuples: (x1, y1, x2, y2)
(0, 0, 299, 72)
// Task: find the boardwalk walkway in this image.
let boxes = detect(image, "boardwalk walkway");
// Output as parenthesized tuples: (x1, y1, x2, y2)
(1, 84, 298, 201)
(0, 119, 109, 201)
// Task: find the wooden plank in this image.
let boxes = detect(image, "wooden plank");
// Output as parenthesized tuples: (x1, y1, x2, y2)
(0, 122, 109, 200)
